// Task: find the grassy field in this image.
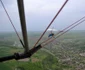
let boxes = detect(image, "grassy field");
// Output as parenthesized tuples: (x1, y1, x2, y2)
(0, 30, 85, 70)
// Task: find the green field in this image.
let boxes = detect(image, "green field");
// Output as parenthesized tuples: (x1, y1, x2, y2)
(0, 30, 85, 70)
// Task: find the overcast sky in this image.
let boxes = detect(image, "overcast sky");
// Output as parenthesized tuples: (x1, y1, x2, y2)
(0, 0, 85, 32)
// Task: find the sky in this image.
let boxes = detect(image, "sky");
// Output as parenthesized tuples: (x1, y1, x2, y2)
(0, 0, 85, 32)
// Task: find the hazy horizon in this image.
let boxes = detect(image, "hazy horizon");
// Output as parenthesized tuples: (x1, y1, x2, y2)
(0, 0, 85, 32)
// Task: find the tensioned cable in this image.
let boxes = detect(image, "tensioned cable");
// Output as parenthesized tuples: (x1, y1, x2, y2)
(0, 0, 85, 62)
(33, 0, 69, 47)
(42, 19, 85, 46)
(0, 18, 84, 62)
(42, 17, 85, 45)
(41, 16, 85, 44)
(0, 0, 24, 47)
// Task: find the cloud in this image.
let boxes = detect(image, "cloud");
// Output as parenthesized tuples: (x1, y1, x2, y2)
(24, 0, 66, 15)
(0, 0, 85, 32)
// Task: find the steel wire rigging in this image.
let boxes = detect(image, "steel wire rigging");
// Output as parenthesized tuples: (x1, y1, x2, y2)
(0, 16, 85, 62)
(41, 16, 85, 44)
(33, 0, 69, 47)
(0, 0, 85, 62)
(0, 0, 25, 48)
(0, 0, 29, 52)
(41, 17, 85, 46)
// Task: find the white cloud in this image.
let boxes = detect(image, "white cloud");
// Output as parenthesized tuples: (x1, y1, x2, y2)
(0, 0, 85, 32)
(24, 0, 65, 14)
